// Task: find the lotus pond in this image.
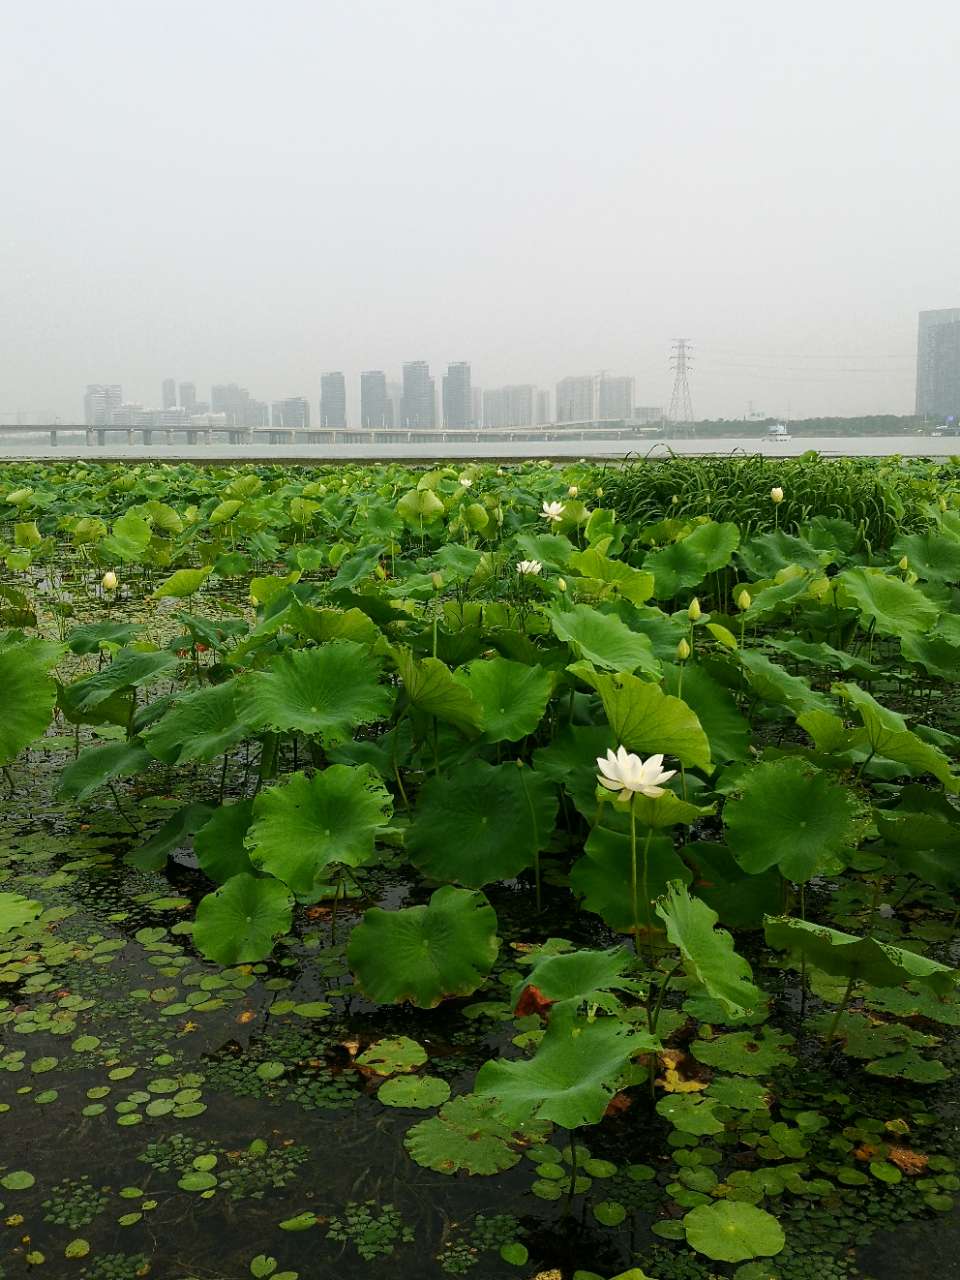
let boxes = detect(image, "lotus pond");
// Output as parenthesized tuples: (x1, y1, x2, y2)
(2, 456, 960, 1280)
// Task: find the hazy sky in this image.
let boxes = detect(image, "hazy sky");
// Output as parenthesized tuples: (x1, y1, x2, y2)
(2, 0, 959, 423)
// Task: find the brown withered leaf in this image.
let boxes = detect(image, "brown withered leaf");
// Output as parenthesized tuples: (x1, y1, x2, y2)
(604, 1092, 632, 1117)
(656, 1048, 710, 1092)
(888, 1146, 928, 1176)
(514, 984, 554, 1019)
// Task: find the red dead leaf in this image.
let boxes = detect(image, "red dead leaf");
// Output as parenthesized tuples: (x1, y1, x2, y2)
(514, 984, 554, 1019)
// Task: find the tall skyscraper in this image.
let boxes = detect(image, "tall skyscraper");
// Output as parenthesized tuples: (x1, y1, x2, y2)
(161, 378, 177, 409)
(320, 372, 347, 428)
(360, 371, 388, 428)
(482, 385, 534, 428)
(442, 362, 472, 427)
(536, 389, 551, 424)
(386, 381, 402, 430)
(917, 309, 960, 418)
(597, 375, 634, 420)
(556, 376, 595, 423)
(471, 386, 483, 427)
(83, 384, 122, 425)
(211, 383, 268, 428)
(271, 397, 310, 429)
(179, 382, 196, 411)
(401, 361, 436, 428)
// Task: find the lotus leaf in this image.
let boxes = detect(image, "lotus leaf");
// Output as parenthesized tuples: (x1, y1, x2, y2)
(453, 657, 553, 742)
(549, 604, 661, 676)
(404, 1093, 548, 1175)
(684, 1201, 785, 1263)
(348, 885, 500, 1007)
(194, 873, 294, 965)
(0, 636, 61, 765)
(656, 881, 761, 1014)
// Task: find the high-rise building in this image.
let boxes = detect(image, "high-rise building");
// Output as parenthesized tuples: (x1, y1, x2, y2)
(917, 309, 960, 418)
(401, 361, 436, 428)
(536, 389, 551, 424)
(556, 376, 595, 423)
(179, 382, 196, 411)
(598, 375, 634, 420)
(386, 381, 402, 430)
(211, 383, 269, 428)
(360, 371, 389, 428)
(271, 397, 311, 429)
(471, 386, 483, 427)
(161, 378, 177, 409)
(320, 372, 347, 428)
(83, 384, 123, 425)
(442, 361, 472, 428)
(481, 384, 535, 429)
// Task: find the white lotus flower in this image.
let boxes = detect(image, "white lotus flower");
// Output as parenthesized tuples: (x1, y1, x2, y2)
(516, 559, 542, 576)
(101, 571, 118, 591)
(459, 475, 472, 488)
(542, 500, 566, 523)
(770, 486, 784, 504)
(596, 747, 676, 798)
(568, 484, 579, 497)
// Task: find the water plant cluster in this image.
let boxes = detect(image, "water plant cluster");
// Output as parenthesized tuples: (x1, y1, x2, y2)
(2, 455, 960, 1278)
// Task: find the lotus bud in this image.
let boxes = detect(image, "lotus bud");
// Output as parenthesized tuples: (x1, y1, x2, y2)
(939, 496, 948, 512)
(898, 555, 909, 571)
(676, 637, 691, 661)
(431, 571, 444, 590)
(557, 577, 567, 592)
(568, 484, 579, 497)
(737, 588, 751, 610)
(687, 597, 702, 621)
(770, 486, 784, 504)
(671, 494, 679, 504)
(101, 571, 118, 591)
(596, 487, 604, 498)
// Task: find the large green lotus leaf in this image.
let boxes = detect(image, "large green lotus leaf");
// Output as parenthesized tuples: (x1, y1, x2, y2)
(684, 842, 782, 930)
(474, 1001, 651, 1129)
(767, 635, 879, 682)
(567, 546, 654, 604)
(900, 632, 960, 681)
(684, 1201, 785, 1263)
(0, 891, 42, 934)
(393, 648, 485, 735)
(194, 873, 294, 965)
(101, 509, 152, 561)
(583, 669, 711, 772)
(570, 826, 691, 932)
(835, 682, 958, 791)
(406, 760, 557, 887)
(126, 801, 215, 872)
(397, 488, 445, 525)
(738, 529, 826, 577)
(58, 739, 151, 804)
(152, 566, 212, 598)
(65, 621, 143, 655)
(286, 599, 383, 648)
(764, 916, 958, 995)
(404, 1093, 549, 1175)
(644, 521, 740, 599)
(655, 881, 761, 1015)
(64, 648, 177, 712)
(329, 544, 385, 591)
(737, 650, 833, 717)
(892, 532, 960, 584)
(662, 663, 750, 764)
(247, 765, 392, 896)
(510, 946, 634, 1008)
(194, 800, 255, 884)
(723, 759, 862, 882)
(0, 636, 61, 765)
(239, 641, 392, 745)
(513, 531, 574, 571)
(549, 604, 661, 676)
(348, 886, 499, 1008)
(453, 658, 553, 743)
(740, 571, 812, 620)
(142, 682, 253, 765)
(837, 567, 939, 636)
